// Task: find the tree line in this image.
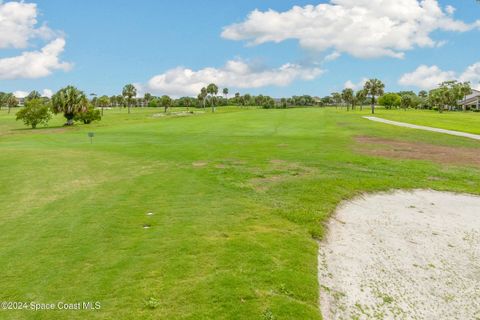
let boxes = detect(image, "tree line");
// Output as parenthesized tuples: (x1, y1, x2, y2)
(2, 78, 477, 129)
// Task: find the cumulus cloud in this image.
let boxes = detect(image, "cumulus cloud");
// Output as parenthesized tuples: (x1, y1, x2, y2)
(344, 78, 368, 90)
(147, 59, 323, 97)
(399, 63, 480, 89)
(0, 38, 72, 80)
(0, 1, 57, 49)
(0, 2, 70, 80)
(13, 88, 54, 98)
(222, 0, 479, 59)
(42, 88, 53, 98)
(13, 90, 29, 98)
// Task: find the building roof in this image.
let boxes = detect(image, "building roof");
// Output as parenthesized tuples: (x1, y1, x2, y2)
(458, 89, 480, 106)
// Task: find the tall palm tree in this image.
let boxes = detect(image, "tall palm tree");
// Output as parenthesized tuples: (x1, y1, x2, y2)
(356, 89, 367, 111)
(51, 86, 88, 125)
(122, 84, 137, 114)
(144, 93, 153, 106)
(160, 95, 172, 113)
(26, 90, 41, 102)
(206, 83, 219, 112)
(341, 88, 354, 111)
(223, 88, 229, 99)
(98, 95, 111, 116)
(199, 87, 208, 109)
(363, 79, 385, 114)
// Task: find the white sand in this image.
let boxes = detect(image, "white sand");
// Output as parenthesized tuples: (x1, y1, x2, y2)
(364, 116, 480, 141)
(319, 190, 480, 319)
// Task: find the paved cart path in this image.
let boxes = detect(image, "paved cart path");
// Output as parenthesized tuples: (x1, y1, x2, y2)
(364, 116, 480, 141)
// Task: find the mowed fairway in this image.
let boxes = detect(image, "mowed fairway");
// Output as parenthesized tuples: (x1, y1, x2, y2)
(0, 107, 479, 319)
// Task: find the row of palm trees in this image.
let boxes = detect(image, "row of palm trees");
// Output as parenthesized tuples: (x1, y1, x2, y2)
(330, 79, 385, 113)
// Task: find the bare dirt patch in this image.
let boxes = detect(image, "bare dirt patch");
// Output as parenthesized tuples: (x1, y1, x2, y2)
(192, 161, 208, 167)
(248, 160, 317, 192)
(355, 136, 480, 167)
(319, 190, 480, 320)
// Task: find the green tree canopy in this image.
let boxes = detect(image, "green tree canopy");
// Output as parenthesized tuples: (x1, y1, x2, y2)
(51, 86, 88, 125)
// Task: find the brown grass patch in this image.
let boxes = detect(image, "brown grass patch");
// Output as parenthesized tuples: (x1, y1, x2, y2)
(248, 160, 317, 192)
(355, 136, 480, 167)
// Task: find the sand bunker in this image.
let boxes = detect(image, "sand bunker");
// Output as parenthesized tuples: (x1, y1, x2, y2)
(319, 190, 480, 319)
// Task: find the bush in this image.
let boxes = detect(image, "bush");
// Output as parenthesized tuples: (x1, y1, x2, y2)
(74, 105, 102, 124)
(15, 99, 52, 129)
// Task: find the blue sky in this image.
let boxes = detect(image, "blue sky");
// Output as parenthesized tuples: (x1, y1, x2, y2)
(1, 0, 480, 98)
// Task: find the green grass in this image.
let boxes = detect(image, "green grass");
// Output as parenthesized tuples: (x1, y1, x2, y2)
(372, 108, 480, 134)
(0, 106, 479, 319)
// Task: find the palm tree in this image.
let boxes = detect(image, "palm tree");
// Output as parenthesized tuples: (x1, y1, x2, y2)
(160, 95, 172, 113)
(363, 79, 385, 114)
(199, 87, 208, 109)
(144, 93, 153, 106)
(356, 89, 367, 111)
(51, 86, 88, 125)
(206, 83, 219, 112)
(223, 88, 229, 99)
(122, 84, 137, 114)
(331, 92, 342, 109)
(341, 88, 354, 111)
(5, 93, 18, 114)
(97, 95, 111, 116)
(26, 90, 41, 102)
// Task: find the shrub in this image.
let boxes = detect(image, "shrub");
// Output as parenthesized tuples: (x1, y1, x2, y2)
(74, 105, 102, 124)
(15, 99, 52, 129)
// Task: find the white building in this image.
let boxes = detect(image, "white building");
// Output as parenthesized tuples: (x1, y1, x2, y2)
(458, 89, 480, 110)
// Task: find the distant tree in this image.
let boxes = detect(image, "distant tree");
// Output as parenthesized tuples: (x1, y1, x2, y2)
(4, 93, 18, 114)
(25, 90, 41, 102)
(0, 92, 5, 110)
(458, 82, 472, 111)
(207, 83, 219, 112)
(198, 87, 208, 109)
(262, 96, 275, 109)
(223, 88, 229, 99)
(144, 93, 153, 105)
(418, 90, 428, 99)
(280, 98, 287, 108)
(122, 84, 137, 114)
(15, 98, 52, 128)
(363, 79, 385, 114)
(331, 92, 342, 108)
(378, 93, 401, 109)
(74, 105, 102, 124)
(243, 94, 251, 106)
(97, 95, 110, 115)
(341, 88, 354, 111)
(160, 95, 172, 113)
(51, 86, 88, 125)
(355, 89, 367, 110)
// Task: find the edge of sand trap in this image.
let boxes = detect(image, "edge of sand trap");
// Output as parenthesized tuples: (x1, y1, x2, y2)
(318, 189, 480, 320)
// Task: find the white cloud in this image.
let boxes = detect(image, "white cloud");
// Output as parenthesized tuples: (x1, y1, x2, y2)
(324, 51, 341, 62)
(0, 1, 56, 49)
(399, 65, 455, 89)
(147, 59, 323, 97)
(13, 90, 29, 98)
(42, 89, 53, 98)
(399, 63, 480, 89)
(222, 0, 479, 59)
(13, 88, 54, 98)
(0, 2, 70, 80)
(0, 38, 71, 80)
(460, 62, 480, 88)
(344, 78, 368, 90)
